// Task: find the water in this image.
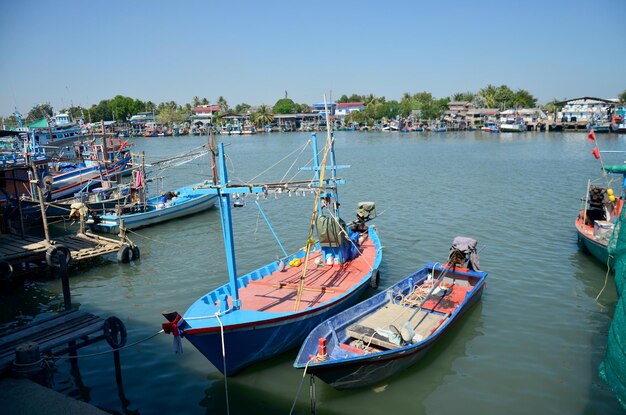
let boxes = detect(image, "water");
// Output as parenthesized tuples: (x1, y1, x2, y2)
(1, 131, 625, 414)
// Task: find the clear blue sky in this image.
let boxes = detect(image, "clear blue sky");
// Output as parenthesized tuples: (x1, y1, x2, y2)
(1, 0, 625, 116)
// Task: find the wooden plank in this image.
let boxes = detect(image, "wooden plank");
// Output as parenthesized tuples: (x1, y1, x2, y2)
(0, 311, 106, 371)
(346, 303, 444, 350)
(0, 310, 93, 347)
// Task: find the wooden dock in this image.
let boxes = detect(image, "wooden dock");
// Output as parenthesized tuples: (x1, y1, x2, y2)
(0, 309, 124, 375)
(0, 231, 135, 283)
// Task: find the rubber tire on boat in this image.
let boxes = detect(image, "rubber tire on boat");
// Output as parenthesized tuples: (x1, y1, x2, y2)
(370, 268, 380, 289)
(103, 316, 127, 349)
(131, 246, 140, 260)
(117, 245, 134, 263)
(45, 245, 72, 269)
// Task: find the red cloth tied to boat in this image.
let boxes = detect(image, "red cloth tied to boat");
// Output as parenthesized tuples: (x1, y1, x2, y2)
(162, 314, 182, 336)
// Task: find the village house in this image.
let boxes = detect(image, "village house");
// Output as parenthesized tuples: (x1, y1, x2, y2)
(334, 102, 365, 118)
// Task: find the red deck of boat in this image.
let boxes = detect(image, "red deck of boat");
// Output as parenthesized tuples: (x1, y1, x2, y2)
(237, 239, 378, 313)
(421, 284, 472, 314)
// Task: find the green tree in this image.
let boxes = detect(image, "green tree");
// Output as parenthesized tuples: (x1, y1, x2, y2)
(619, 90, 626, 103)
(235, 103, 251, 114)
(217, 96, 228, 112)
(25, 102, 54, 123)
(110, 95, 145, 122)
(88, 100, 112, 122)
(273, 98, 298, 114)
(451, 92, 475, 102)
(252, 104, 274, 127)
(513, 89, 537, 108)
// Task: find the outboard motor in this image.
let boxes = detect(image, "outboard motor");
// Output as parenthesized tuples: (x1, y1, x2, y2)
(448, 236, 480, 271)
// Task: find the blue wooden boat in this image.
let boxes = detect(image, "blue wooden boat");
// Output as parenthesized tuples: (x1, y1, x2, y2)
(161, 131, 383, 376)
(481, 121, 500, 133)
(294, 237, 486, 389)
(88, 181, 218, 233)
(430, 123, 447, 132)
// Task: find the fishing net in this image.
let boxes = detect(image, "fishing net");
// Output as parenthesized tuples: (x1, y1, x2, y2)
(600, 205, 626, 409)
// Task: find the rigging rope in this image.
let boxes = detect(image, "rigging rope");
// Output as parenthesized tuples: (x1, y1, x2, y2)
(294, 100, 334, 312)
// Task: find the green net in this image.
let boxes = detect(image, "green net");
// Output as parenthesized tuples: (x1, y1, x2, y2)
(600, 204, 626, 409)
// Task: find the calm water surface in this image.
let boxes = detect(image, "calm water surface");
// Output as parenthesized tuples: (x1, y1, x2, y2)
(1, 131, 625, 414)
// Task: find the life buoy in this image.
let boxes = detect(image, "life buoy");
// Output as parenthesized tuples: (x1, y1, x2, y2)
(103, 316, 127, 348)
(370, 268, 380, 289)
(116, 245, 134, 263)
(45, 245, 71, 269)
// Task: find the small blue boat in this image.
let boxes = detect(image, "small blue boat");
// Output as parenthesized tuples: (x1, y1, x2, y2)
(294, 237, 486, 389)
(88, 181, 218, 233)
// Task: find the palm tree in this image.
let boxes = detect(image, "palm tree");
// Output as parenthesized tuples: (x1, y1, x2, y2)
(252, 104, 274, 128)
(217, 96, 229, 112)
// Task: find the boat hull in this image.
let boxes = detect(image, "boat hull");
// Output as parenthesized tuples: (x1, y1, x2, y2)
(294, 263, 487, 389)
(576, 218, 615, 268)
(90, 190, 218, 233)
(179, 226, 382, 375)
(184, 284, 370, 375)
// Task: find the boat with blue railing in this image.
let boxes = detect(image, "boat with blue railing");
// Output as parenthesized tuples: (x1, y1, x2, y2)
(295, 237, 486, 389)
(161, 121, 383, 375)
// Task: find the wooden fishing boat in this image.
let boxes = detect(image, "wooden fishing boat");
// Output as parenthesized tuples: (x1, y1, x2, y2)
(576, 165, 626, 268)
(480, 121, 500, 133)
(161, 128, 383, 376)
(88, 181, 218, 234)
(294, 237, 486, 389)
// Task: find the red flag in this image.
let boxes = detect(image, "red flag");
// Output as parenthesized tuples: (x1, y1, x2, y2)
(592, 147, 600, 159)
(588, 130, 596, 141)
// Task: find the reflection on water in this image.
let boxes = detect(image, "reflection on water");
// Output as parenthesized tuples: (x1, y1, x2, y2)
(2, 131, 626, 414)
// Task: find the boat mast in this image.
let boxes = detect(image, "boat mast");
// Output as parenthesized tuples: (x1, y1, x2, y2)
(293, 96, 335, 311)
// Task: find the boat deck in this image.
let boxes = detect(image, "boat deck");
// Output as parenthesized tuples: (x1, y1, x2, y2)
(240, 239, 378, 312)
(345, 277, 474, 351)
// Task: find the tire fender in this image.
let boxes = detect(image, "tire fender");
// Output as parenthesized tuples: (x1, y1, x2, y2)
(117, 245, 134, 263)
(103, 316, 127, 348)
(370, 268, 380, 289)
(46, 245, 71, 269)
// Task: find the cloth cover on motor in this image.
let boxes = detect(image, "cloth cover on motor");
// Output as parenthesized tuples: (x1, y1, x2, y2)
(449, 236, 480, 271)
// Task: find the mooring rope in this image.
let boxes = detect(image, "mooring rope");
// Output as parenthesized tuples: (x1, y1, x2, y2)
(289, 358, 314, 415)
(51, 329, 164, 360)
(215, 312, 230, 415)
(595, 253, 613, 305)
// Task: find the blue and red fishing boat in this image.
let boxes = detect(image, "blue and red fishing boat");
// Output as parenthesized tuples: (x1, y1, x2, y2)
(162, 130, 383, 376)
(47, 138, 132, 200)
(576, 164, 626, 268)
(294, 237, 486, 389)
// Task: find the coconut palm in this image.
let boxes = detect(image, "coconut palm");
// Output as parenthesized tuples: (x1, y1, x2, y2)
(252, 104, 274, 128)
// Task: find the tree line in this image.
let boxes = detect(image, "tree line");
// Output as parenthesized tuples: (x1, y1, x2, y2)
(3, 86, 625, 128)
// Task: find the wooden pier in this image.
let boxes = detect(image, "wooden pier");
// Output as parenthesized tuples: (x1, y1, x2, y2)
(0, 309, 126, 375)
(0, 231, 136, 284)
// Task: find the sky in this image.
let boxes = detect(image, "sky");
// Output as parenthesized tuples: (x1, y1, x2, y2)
(1, 0, 625, 117)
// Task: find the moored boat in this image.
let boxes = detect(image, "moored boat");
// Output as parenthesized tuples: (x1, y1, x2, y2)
(88, 181, 218, 234)
(576, 165, 626, 267)
(161, 129, 383, 376)
(481, 121, 500, 133)
(294, 237, 486, 389)
(499, 117, 526, 132)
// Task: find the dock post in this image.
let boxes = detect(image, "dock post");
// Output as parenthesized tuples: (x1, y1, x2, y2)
(59, 256, 72, 311)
